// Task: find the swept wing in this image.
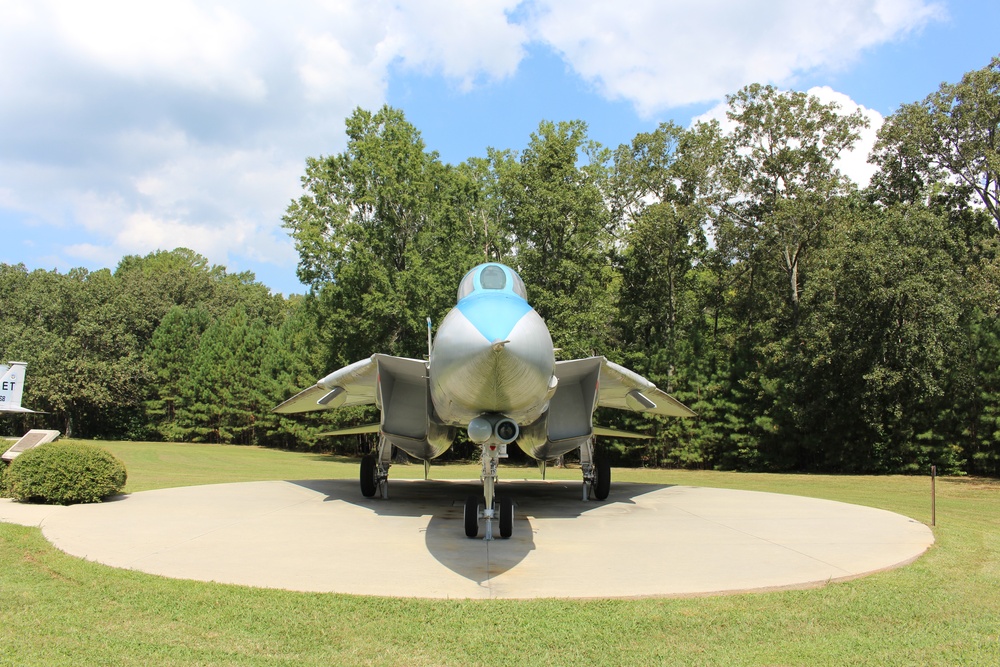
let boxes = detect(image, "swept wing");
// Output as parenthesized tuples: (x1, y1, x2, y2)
(597, 359, 696, 418)
(273, 356, 381, 414)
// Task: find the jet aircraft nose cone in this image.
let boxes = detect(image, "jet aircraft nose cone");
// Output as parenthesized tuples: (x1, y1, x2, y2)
(457, 293, 532, 344)
(430, 299, 555, 422)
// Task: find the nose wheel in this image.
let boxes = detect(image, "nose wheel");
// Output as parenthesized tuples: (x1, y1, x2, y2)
(464, 495, 480, 538)
(498, 496, 514, 538)
(464, 495, 515, 539)
(465, 442, 517, 539)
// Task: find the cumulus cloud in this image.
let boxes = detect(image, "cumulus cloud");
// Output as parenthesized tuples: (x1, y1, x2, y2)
(47, 1, 266, 99)
(0, 0, 943, 292)
(806, 86, 884, 187)
(0, 0, 528, 290)
(387, 0, 527, 89)
(528, 0, 944, 115)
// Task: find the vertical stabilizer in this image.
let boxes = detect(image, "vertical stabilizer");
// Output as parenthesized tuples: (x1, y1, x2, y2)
(0, 362, 33, 413)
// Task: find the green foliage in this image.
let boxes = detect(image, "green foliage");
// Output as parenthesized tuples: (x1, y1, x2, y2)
(283, 105, 483, 365)
(2, 442, 127, 505)
(170, 305, 272, 444)
(144, 305, 212, 440)
(871, 55, 1000, 228)
(4, 59, 1000, 473)
(497, 119, 618, 357)
(781, 203, 967, 471)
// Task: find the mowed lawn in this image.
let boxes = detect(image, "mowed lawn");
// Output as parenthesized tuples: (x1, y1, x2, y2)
(1, 440, 998, 666)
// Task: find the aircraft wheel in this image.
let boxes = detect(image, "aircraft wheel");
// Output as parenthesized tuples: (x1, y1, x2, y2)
(499, 496, 514, 538)
(592, 458, 611, 501)
(360, 455, 378, 498)
(464, 495, 480, 538)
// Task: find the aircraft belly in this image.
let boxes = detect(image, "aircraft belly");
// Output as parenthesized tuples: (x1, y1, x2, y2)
(383, 434, 452, 461)
(516, 437, 588, 462)
(430, 306, 554, 424)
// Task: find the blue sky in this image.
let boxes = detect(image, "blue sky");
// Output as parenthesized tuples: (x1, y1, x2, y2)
(1, 1, 997, 297)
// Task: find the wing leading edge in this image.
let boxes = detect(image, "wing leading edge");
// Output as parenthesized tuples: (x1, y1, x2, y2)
(273, 356, 383, 414)
(596, 358, 696, 418)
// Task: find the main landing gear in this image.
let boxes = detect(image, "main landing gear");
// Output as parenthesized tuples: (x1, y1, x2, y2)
(361, 435, 611, 538)
(580, 436, 611, 501)
(360, 436, 392, 499)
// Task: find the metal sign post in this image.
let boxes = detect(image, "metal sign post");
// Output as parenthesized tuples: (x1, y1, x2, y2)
(931, 465, 937, 527)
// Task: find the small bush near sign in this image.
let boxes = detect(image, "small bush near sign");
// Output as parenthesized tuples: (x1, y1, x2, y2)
(2, 443, 127, 505)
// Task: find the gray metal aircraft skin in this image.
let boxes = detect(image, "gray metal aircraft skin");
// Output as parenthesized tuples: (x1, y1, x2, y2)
(274, 263, 694, 539)
(0, 362, 38, 414)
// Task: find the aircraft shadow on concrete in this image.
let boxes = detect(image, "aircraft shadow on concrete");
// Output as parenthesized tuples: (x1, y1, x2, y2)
(290, 478, 671, 583)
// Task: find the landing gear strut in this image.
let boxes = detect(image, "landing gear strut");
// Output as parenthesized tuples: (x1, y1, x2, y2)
(580, 437, 611, 501)
(360, 436, 391, 499)
(465, 443, 515, 539)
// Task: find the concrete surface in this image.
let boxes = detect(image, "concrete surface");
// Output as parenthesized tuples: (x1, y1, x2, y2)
(0, 479, 934, 599)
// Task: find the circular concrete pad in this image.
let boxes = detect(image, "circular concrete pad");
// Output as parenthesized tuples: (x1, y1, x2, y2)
(0, 479, 933, 599)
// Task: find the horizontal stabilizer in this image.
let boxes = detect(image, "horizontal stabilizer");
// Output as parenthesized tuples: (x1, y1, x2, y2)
(318, 423, 382, 437)
(592, 425, 653, 440)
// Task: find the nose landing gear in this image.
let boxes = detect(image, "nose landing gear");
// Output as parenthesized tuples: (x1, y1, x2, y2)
(464, 494, 515, 539)
(464, 441, 516, 539)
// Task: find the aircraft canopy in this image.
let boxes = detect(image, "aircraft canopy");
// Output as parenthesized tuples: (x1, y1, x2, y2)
(457, 263, 528, 302)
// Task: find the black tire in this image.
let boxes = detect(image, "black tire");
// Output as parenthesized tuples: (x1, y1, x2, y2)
(592, 458, 611, 500)
(360, 455, 378, 498)
(499, 496, 514, 538)
(464, 495, 480, 538)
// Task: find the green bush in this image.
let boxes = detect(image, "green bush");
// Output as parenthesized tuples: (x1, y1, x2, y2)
(2, 442, 127, 505)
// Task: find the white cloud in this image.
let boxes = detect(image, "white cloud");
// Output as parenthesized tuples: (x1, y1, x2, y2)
(49, 1, 266, 99)
(65, 186, 298, 270)
(0, 0, 944, 293)
(64, 242, 119, 267)
(0, 0, 529, 290)
(387, 0, 527, 89)
(528, 0, 944, 115)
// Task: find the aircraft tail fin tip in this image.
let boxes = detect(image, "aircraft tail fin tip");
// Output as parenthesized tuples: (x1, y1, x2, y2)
(0, 361, 33, 413)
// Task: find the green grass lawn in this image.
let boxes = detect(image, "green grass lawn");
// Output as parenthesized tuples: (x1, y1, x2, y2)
(2, 440, 999, 666)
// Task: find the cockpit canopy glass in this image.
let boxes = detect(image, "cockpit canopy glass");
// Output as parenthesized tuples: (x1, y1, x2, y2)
(457, 264, 528, 301)
(480, 265, 506, 290)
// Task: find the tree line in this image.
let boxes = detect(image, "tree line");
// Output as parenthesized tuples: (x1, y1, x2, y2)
(3, 57, 998, 475)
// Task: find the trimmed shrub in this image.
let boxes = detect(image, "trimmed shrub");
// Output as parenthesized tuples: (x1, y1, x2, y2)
(2, 442, 127, 505)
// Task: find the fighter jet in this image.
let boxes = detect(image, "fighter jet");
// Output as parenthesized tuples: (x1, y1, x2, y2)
(0, 362, 39, 414)
(274, 263, 695, 539)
